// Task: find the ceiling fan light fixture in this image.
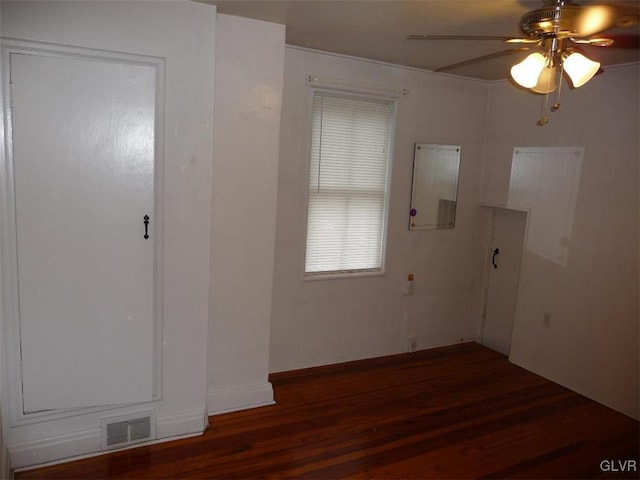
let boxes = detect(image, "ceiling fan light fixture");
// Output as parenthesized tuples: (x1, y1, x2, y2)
(531, 64, 557, 93)
(562, 51, 600, 87)
(510, 52, 547, 88)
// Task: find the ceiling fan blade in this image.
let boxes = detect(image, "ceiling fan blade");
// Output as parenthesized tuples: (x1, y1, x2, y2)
(505, 38, 542, 44)
(571, 34, 639, 49)
(435, 48, 530, 73)
(407, 35, 540, 45)
(570, 37, 615, 47)
(407, 35, 515, 41)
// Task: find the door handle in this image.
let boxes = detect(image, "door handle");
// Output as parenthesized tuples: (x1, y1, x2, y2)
(143, 215, 150, 239)
(491, 248, 499, 269)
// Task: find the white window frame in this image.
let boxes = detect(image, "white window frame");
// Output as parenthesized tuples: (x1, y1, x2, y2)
(302, 88, 397, 280)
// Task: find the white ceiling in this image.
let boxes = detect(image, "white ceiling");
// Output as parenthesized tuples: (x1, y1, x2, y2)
(205, 0, 640, 80)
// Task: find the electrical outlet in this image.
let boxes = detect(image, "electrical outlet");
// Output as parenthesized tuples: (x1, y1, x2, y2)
(403, 281, 415, 295)
(403, 274, 415, 296)
(543, 312, 552, 327)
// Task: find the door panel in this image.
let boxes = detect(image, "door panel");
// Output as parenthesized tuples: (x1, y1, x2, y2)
(482, 208, 527, 355)
(10, 52, 157, 412)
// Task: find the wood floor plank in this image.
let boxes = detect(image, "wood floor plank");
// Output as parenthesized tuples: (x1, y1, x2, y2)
(15, 343, 639, 479)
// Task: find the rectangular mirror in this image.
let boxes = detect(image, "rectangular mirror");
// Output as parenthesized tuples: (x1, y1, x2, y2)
(409, 144, 461, 230)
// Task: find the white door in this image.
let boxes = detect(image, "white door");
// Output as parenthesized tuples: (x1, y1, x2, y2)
(482, 208, 527, 355)
(9, 50, 158, 412)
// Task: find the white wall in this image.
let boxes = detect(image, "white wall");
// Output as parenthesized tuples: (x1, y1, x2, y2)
(482, 64, 639, 419)
(269, 47, 490, 372)
(207, 14, 285, 414)
(0, 4, 6, 475)
(1, 0, 216, 467)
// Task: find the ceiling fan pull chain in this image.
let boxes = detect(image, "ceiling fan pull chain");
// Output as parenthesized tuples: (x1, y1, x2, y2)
(551, 62, 565, 112)
(537, 92, 549, 126)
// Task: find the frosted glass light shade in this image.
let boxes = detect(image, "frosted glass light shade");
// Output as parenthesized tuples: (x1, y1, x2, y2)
(563, 52, 600, 88)
(532, 65, 557, 94)
(510, 53, 547, 88)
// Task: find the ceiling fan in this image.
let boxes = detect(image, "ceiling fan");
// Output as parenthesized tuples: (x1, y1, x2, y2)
(408, 0, 639, 124)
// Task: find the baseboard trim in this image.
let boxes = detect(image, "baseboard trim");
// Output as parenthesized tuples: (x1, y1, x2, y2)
(2, 443, 13, 480)
(156, 410, 208, 438)
(8, 428, 100, 471)
(207, 382, 275, 416)
(8, 409, 207, 470)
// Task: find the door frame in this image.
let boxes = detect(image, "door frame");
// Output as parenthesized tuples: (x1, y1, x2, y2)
(0, 38, 165, 426)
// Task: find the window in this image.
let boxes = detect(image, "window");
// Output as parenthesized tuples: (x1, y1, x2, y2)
(304, 91, 395, 276)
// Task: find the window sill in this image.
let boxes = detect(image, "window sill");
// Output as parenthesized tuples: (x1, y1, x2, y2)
(303, 269, 385, 282)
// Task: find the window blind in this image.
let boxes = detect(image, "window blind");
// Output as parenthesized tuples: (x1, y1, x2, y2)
(305, 92, 394, 275)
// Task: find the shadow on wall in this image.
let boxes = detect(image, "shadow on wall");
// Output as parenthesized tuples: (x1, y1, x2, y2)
(507, 146, 583, 267)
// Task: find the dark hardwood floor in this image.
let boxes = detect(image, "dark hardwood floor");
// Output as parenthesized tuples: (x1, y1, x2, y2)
(16, 343, 639, 479)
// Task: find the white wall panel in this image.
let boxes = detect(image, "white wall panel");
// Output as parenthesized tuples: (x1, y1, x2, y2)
(11, 50, 157, 412)
(1, 0, 215, 467)
(207, 14, 285, 414)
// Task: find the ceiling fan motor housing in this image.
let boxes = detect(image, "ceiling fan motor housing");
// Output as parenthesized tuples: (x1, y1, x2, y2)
(520, 0, 584, 38)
